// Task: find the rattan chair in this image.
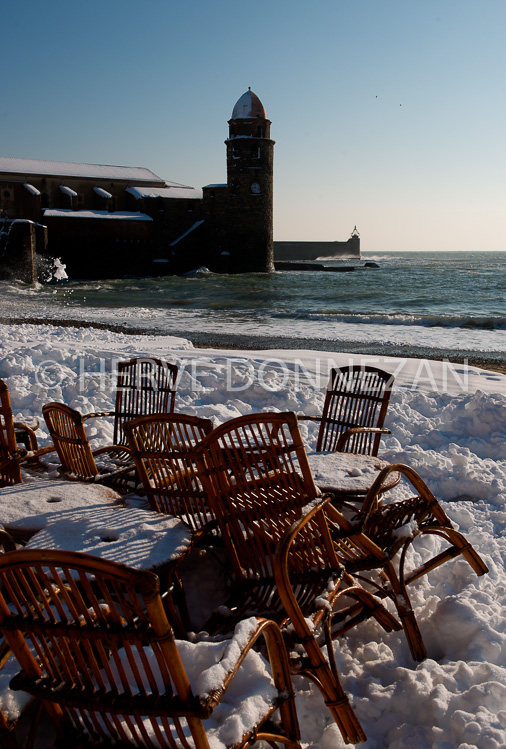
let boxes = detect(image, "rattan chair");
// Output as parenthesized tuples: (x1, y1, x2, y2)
(325, 462, 489, 661)
(0, 380, 50, 487)
(123, 413, 215, 535)
(0, 382, 22, 488)
(84, 357, 178, 453)
(196, 412, 401, 745)
(301, 365, 394, 455)
(0, 528, 38, 749)
(0, 380, 39, 456)
(42, 402, 134, 492)
(0, 549, 301, 749)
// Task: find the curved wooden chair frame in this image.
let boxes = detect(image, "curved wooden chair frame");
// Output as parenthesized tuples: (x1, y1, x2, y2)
(0, 549, 301, 749)
(196, 412, 401, 744)
(0, 380, 49, 487)
(326, 463, 489, 661)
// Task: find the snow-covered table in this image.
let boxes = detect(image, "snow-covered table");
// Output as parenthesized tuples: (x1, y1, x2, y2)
(0, 479, 123, 542)
(307, 451, 400, 496)
(25, 505, 193, 574)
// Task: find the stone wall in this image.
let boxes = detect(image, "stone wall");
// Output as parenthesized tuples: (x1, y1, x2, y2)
(274, 236, 360, 261)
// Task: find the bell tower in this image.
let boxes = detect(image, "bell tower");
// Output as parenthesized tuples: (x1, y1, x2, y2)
(225, 88, 275, 272)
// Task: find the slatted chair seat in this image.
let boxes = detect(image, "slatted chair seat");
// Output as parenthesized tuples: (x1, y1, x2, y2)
(0, 549, 301, 749)
(196, 412, 402, 745)
(300, 365, 394, 456)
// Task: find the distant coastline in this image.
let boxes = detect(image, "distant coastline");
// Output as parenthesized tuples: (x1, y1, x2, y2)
(1, 314, 505, 375)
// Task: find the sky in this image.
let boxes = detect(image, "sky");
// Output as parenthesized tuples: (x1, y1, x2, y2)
(2, 0, 505, 252)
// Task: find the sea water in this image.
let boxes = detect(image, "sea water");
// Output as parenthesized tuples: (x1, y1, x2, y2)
(0, 251, 505, 361)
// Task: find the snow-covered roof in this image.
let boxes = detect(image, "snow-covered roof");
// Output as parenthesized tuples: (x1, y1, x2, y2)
(127, 184, 202, 200)
(231, 89, 266, 119)
(203, 183, 227, 189)
(43, 209, 153, 221)
(0, 156, 165, 184)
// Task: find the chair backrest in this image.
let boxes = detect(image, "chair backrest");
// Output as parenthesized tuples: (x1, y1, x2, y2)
(0, 380, 22, 486)
(197, 412, 320, 587)
(113, 358, 178, 446)
(0, 549, 213, 747)
(316, 365, 394, 455)
(42, 402, 99, 480)
(123, 413, 214, 532)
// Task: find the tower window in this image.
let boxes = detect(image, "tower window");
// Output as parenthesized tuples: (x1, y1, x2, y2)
(252, 146, 261, 159)
(256, 125, 265, 138)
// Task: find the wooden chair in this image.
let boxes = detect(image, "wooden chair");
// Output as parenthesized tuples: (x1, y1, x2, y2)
(0, 380, 39, 455)
(0, 549, 301, 749)
(325, 463, 489, 661)
(0, 382, 22, 487)
(196, 412, 401, 745)
(42, 402, 134, 492)
(0, 528, 39, 749)
(301, 365, 394, 455)
(123, 413, 215, 535)
(0, 380, 49, 487)
(84, 357, 178, 452)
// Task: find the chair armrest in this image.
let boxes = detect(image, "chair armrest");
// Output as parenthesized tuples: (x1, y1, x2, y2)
(0, 528, 17, 553)
(0, 445, 56, 475)
(14, 419, 40, 431)
(0, 450, 25, 472)
(13, 421, 40, 451)
(296, 415, 322, 422)
(19, 444, 57, 460)
(336, 426, 391, 453)
(82, 410, 116, 422)
(92, 444, 132, 458)
(198, 617, 296, 718)
(359, 462, 442, 523)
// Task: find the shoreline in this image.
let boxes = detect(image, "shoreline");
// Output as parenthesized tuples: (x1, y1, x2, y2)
(2, 315, 506, 376)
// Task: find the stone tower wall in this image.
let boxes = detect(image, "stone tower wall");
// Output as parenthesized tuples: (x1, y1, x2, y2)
(224, 128, 274, 273)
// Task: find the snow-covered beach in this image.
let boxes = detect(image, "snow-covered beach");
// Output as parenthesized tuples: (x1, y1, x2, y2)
(1, 319, 505, 748)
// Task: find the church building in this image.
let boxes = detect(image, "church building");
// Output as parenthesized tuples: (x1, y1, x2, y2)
(0, 89, 274, 280)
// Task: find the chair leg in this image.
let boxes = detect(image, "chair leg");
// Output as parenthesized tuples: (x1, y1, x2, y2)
(24, 701, 44, 749)
(162, 572, 193, 637)
(300, 631, 367, 744)
(381, 560, 427, 662)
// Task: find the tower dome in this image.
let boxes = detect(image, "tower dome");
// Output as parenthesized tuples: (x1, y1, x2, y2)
(231, 88, 266, 119)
